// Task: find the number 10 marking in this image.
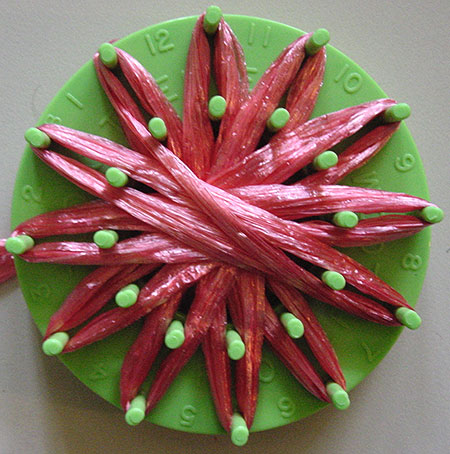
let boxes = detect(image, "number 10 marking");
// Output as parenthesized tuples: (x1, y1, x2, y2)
(334, 63, 363, 94)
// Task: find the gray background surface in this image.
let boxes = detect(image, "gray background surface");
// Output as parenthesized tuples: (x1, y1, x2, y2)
(0, 1, 449, 453)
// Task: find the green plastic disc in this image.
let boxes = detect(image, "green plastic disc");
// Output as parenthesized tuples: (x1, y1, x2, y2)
(11, 13, 432, 435)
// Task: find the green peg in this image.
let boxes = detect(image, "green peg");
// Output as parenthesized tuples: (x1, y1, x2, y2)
(93, 230, 119, 249)
(106, 167, 129, 187)
(321, 271, 346, 291)
(226, 329, 245, 360)
(115, 284, 140, 308)
(333, 211, 359, 228)
(231, 413, 249, 446)
(99, 42, 118, 68)
(305, 28, 330, 55)
(208, 95, 227, 120)
(24, 127, 51, 148)
(125, 395, 146, 426)
(280, 312, 304, 338)
(165, 320, 185, 349)
(420, 206, 444, 224)
(327, 382, 350, 410)
(396, 307, 422, 330)
(384, 103, 411, 123)
(203, 5, 222, 34)
(42, 332, 69, 356)
(313, 150, 338, 170)
(267, 108, 290, 132)
(148, 117, 167, 141)
(5, 235, 35, 255)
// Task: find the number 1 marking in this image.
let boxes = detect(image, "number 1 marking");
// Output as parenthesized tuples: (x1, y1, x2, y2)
(248, 22, 256, 45)
(66, 92, 83, 109)
(263, 26, 272, 47)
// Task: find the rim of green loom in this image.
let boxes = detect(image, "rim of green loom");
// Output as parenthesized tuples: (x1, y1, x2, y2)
(11, 13, 431, 434)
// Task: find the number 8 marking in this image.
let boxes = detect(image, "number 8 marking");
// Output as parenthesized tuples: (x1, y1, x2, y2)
(401, 253, 422, 271)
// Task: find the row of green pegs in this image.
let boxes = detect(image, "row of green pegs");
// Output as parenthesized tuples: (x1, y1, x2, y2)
(41, 297, 420, 359)
(125, 393, 250, 446)
(320, 270, 421, 329)
(124, 381, 349, 445)
(23, 105, 412, 156)
(41, 312, 301, 360)
(11, 121, 442, 335)
(25, 39, 416, 197)
(6, 229, 424, 332)
(5, 234, 428, 330)
(202, 4, 331, 56)
(21, 108, 440, 230)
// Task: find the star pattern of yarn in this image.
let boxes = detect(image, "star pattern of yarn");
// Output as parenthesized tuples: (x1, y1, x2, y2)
(1, 7, 443, 447)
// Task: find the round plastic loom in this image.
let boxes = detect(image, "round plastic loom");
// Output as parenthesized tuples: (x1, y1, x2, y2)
(11, 11, 431, 434)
